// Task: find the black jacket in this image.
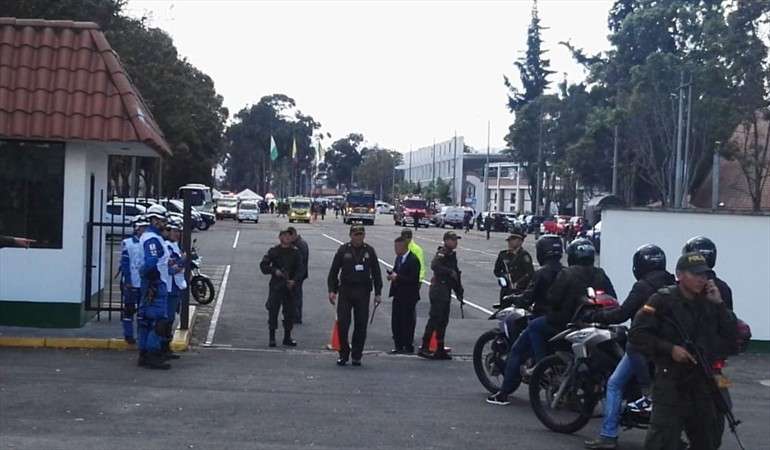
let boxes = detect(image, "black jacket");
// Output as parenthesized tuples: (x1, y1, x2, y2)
(388, 251, 421, 300)
(295, 236, 309, 280)
(516, 260, 563, 315)
(629, 285, 737, 380)
(429, 246, 464, 300)
(593, 270, 675, 325)
(546, 265, 616, 328)
(494, 249, 534, 291)
(260, 245, 305, 289)
(327, 242, 383, 295)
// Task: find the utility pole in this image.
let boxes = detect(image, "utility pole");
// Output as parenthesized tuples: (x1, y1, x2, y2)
(535, 106, 543, 215)
(452, 131, 458, 205)
(432, 139, 436, 198)
(482, 121, 490, 213)
(682, 75, 693, 207)
(612, 124, 619, 195)
(712, 141, 721, 209)
(674, 71, 686, 209)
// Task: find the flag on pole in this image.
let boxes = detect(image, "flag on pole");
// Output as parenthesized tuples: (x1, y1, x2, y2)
(270, 135, 278, 161)
(291, 136, 298, 161)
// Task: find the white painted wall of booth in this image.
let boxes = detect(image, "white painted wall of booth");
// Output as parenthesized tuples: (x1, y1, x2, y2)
(601, 208, 770, 341)
(0, 142, 109, 304)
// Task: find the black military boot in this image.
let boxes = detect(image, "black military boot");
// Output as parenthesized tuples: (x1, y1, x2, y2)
(161, 341, 181, 360)
(269, 329, 277, 347)
(142, 352, 171, 370)
(282, 321, 297, 347)
(137, 351, 148, 367)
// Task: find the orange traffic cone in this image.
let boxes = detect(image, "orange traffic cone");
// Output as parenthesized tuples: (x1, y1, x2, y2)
(326, 319, 341, 351)
(428, 331, 439, 353)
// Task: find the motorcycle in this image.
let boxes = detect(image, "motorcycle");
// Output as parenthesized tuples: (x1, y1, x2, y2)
(189, 239, 216, 305)
(528, 289, 651, 434)
(473, 278, 533, 393)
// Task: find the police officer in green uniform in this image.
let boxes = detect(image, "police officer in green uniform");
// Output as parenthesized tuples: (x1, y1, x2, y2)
(493, 230, 534, 301)
(327, 224, 383, 366)
(260, 229, 305, 347)
(629, 252, 737, 450)
(418, 231, 464, 360)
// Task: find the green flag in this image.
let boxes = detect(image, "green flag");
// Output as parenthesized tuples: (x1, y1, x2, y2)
(317, 141, 323, 162)
(270, 135, 278, 161)
(291, 136, 297, 160)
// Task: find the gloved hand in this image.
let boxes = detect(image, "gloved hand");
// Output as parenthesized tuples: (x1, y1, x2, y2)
(512, 295, 530, 309)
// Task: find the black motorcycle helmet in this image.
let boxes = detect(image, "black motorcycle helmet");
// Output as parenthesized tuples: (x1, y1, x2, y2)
(632, 244, 666, 280)
(535, 234, 563, 265)
(682, 236, 717, 269)
(566, 238, 595, 266)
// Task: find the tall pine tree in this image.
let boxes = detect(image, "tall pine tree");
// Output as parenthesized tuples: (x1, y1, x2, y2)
(505, 0, 555, 112)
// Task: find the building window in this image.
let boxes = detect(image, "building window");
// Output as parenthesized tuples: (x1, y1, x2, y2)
(0, 140, 65, 249)
(510, 192, 516, 203)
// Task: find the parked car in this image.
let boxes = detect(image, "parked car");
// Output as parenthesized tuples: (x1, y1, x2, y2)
(104, 201, 147, 235)
(375, 201, 395, 214)
(237, 201, 260, 223)
(433, 206, 464, 228)
(161, 199, 210, 230)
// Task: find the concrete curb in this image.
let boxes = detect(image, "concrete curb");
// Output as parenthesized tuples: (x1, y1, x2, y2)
(0, 306, 197, 351)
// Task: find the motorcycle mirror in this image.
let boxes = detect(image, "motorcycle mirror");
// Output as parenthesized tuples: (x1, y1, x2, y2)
(497, 277, 508, 288)
(587, 287, 596, 299)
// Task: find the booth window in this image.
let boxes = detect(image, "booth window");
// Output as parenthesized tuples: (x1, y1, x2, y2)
(0, 140, 65, 249)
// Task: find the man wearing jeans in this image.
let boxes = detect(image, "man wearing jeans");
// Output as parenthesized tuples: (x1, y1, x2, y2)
(584, 244, 674, 449)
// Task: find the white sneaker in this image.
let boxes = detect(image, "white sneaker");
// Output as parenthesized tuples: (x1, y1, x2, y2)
(627, 395, 652, 413)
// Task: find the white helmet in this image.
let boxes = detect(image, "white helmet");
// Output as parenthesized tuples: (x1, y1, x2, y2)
(167, 216, 183, 231)
(145, 204, 168, 221)
(133, 215, 150, 228)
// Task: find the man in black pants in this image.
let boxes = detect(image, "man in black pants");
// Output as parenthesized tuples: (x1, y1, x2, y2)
(287, 227, 309, 324)
(260, 229, 305, 347)
(327, 225, 383, 366)
(418, 231, 464, 360)
(387, 236, 421, 354)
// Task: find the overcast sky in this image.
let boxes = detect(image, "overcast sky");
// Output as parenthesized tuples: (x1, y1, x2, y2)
(126, 0, 615, 152)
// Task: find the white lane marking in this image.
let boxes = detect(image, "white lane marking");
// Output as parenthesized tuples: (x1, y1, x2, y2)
(203, 264, 231, 346)
(232, 230, 240, 249)
(321, 233, 493, 315)
(760, 380, 770, 388)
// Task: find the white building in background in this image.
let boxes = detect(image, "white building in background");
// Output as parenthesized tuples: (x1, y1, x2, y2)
(397, 137, 510, 212)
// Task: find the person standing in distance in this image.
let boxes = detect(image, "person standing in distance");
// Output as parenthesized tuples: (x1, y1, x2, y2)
(119, 215, 148, 344)
(327, 225, 383, 366)
(629, 252, 737, 450)
(400, 229, 426, 283)
(387, 236, 421, 354)
(260, 229, 305, 347)
(493, 229, 534, 302)
(418, 231, 464, 360)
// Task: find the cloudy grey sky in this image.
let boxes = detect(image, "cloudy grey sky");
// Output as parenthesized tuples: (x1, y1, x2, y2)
(126, 0, 615, 152)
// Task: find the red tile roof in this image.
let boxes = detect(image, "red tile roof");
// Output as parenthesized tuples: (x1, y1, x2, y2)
(0, 18, 171, 156)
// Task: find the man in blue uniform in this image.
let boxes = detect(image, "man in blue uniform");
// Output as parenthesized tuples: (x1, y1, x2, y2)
(138, 205, 172, 370)
(163, 216, 186, 360)
(119, 215, 148, 344)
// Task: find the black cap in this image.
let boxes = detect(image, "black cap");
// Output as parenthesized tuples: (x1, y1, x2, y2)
(506, 233, 524, 241)
(676, 252, 711, 274)
(400, 229, 413, 239)
(350, 224, 365, 235)
(279, 228, 292, 236)
(443, 230, 461, 241)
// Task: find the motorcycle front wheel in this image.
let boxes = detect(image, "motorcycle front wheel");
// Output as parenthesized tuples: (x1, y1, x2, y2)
(191, 275, 216, 305)
(472, 330, 509, 394)
(528, 354, 595, 434)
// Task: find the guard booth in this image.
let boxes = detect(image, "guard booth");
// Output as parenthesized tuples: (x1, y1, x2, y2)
(0, 18, 171, 327)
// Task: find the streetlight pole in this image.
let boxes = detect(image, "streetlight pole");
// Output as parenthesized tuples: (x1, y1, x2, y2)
(674, 71, 686, 208)
(483, 121, 490, 213)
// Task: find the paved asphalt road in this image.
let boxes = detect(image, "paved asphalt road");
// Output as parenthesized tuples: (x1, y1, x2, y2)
(1, 214, 768, 450)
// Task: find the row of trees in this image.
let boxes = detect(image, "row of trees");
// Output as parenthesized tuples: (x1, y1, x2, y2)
(505, 0, 770, 211)
(7, 0, 230, 197)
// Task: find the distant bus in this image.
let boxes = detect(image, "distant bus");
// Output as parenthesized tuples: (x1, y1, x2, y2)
(178, 184, 214, 213)
(343, 190, 376, 225)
